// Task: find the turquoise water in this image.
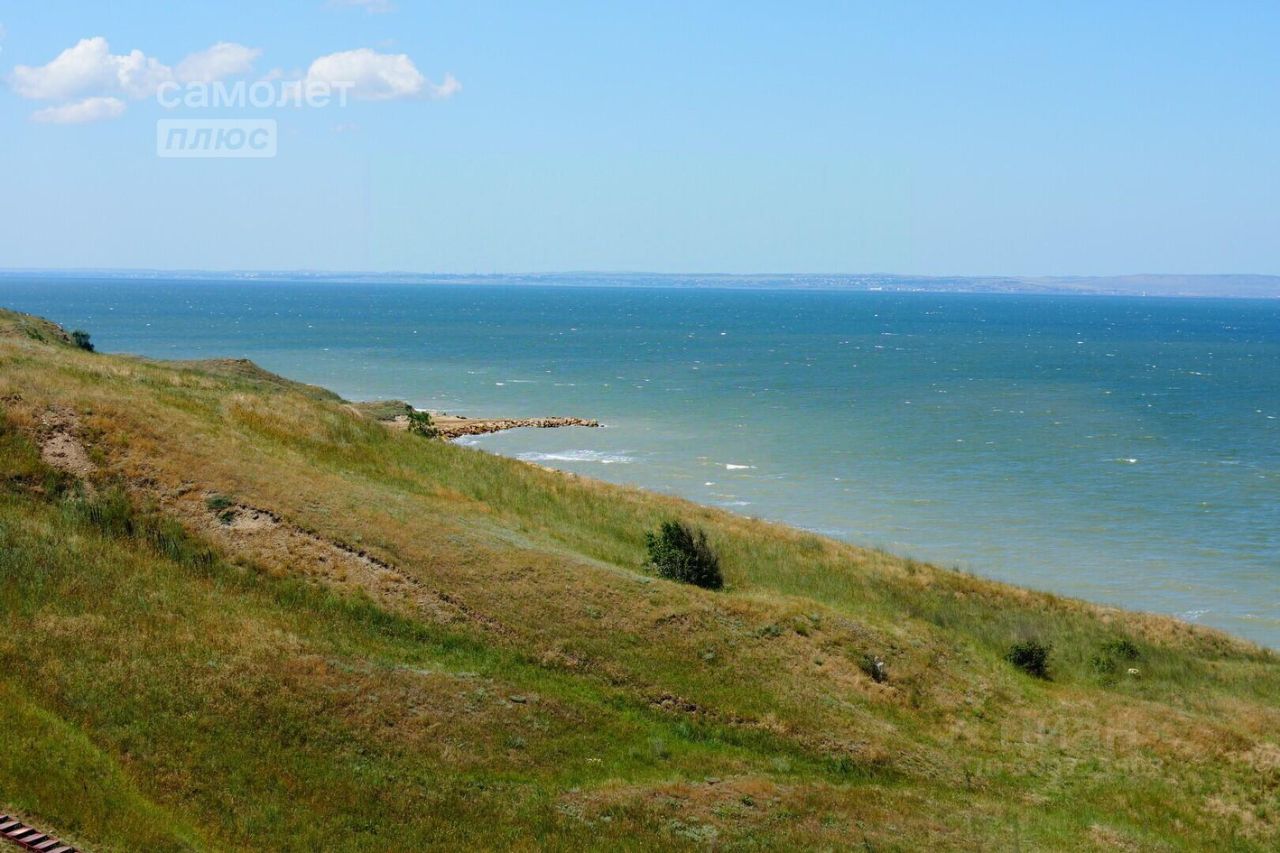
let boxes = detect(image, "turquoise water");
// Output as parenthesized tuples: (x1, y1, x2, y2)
(3, 276, 1277, 646)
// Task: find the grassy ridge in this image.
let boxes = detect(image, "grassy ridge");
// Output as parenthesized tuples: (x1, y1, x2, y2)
(0, 308, 1277, 850)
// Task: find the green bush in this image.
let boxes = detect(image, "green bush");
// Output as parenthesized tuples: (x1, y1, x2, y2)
(1005, 639, 1051, 679)
(1091, 637, 1141, 680)
(645, 520, 723, 590)
(70, 330, 94, 352)
(1102, 638, 1141, 661)
(406, 408, 440, 438)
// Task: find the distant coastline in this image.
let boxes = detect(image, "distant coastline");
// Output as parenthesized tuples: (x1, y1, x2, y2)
(3, 268, 1279, 299)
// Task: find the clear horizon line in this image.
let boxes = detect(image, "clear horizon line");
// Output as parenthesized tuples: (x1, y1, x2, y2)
(3, 266, 1280, 280)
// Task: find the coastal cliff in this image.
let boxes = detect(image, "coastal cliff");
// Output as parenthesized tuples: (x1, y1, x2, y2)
(1, 307, 1277, 851)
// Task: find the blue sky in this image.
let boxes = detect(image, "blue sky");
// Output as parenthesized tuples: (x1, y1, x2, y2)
(1, 1, 1278, 275)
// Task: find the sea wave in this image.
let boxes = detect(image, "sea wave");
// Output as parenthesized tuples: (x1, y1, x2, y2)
(517, 450, 636, 465)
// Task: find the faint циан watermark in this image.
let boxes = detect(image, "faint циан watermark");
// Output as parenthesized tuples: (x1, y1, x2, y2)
(156, 118, 277, 158)
(156, 79, 355, 110)
(153, 79, 354, 158)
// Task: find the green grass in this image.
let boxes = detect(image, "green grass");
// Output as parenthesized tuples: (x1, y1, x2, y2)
(349, 399, 414, 421)
(1, 307, 1278, 850)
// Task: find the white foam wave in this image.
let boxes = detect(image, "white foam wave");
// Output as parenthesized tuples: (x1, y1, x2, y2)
(517, 450, 636, 465)
(724, 463, 755, 470)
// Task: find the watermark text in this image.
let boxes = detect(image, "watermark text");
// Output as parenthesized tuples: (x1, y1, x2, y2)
(156, 119, 277, 158)
(156, 80, 354, 110)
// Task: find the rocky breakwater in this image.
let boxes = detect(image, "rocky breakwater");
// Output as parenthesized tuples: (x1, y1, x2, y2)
(431, 415, 600, 439)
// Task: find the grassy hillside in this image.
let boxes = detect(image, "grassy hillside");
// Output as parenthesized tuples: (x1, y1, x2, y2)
(1, 307, 1276, 850)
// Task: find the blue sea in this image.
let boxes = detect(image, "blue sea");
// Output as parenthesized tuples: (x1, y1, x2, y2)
(3, 276, 1277, 647)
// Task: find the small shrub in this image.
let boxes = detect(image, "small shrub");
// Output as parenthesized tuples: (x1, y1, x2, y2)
(1092, 638, 1141, 681)
(406, 408, 440, 438)
(859, 653, 888, 683)
(70, 330, 94, 352)
(1102, 638, 1141, 661)
(205, 494, 234, 512)
(1005, 640, 1052, 679)
(645, 520, 723, 590)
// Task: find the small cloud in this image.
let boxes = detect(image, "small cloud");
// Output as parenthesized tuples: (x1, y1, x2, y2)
(427, 72, 461, 100)
(9, 36, 169, 101)
(306, 47, 457, 101)
(329, 0, 395, 13)
(31, 95, 126, 124)
(175, 41, 261, 83)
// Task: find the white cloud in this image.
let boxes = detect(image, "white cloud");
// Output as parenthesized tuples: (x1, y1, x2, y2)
(30, 95, 126, 124)
(9, 36, 261, 123)
(11, 37, 262, 99)
(111, 46, 175, 98)
(9, 37, 446, 125)
(174, 41, 261, 83)
(10, 37, 181, 100)
(428, 72, 462, 100)
(306, 48, 458, 101)
(10, 37, 138, 100)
